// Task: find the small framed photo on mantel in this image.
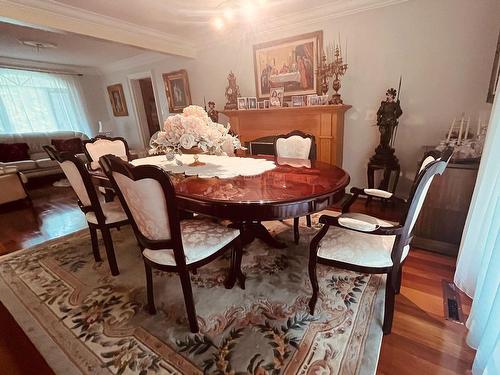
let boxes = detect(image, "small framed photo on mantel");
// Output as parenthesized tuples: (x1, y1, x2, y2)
(247, 97, 258, 109)
(237, 97, 248, 110)
(270, 87, 284, 107)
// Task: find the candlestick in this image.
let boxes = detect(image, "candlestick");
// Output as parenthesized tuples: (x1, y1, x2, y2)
(345, 38, 348, 64)
(446, 119, 455, 142)
(464, 117, 470, 141)
(457, 116, 464, 144)
(477, 117, 481, 136)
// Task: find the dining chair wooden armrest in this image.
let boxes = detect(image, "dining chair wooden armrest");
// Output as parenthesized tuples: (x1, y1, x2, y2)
(318, 214, 404, 236)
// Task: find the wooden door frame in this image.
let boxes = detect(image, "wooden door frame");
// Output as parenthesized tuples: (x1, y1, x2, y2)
(127, 71, 162, 148)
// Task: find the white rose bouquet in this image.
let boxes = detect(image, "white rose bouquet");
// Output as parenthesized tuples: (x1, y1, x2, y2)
(150, 105, 244, 156)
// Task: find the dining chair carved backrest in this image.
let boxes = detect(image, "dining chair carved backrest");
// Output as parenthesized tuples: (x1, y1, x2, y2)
(308, 147, 453, 335)
(43, 146, 128, 276)
(274, 130, 316, 160)
(274, 130, 317, 243)
(99, 154, 244, 333)
(83, 135, 131, 170)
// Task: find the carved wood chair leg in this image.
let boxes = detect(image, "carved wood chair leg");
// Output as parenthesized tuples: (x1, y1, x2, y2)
(224, 246, 237, 289)
(88, 225, 101, 262)
(178, 270, 199, 333)
(308, 254, 319, 315)
(144, 261, 156, 314)
(383, 271, 396, 335)
(306, 215, 312, 227)
(395, 267, 403, 295)
(101, 227, 119, 276)
(293, 217, 300, 244)
(234, 238, 245, 289)
(224, 238, 245, 289)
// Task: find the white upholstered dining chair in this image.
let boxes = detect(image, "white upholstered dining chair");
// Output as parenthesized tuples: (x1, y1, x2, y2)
(43, 146, 129, 276)
(274, 130, 317, 243)
(308, 148, 453, 335)
(99, 154, 245, 333)
(83, 135, 131, 171)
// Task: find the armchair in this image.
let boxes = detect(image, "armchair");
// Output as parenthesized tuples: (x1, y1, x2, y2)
(342, 150, 442, 212)
(308, 148, 453, 335)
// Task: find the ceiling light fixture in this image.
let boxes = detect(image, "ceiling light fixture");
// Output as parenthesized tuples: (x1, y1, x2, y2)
(212, 17, 225, 30)
(18, 40, 57, 53)
(223, 8, 234, 21)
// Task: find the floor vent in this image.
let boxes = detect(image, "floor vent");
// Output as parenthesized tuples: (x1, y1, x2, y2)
(442, 281, 465, 324)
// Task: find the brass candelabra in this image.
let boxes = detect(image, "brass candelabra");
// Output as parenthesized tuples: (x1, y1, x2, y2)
(317, 43, 348, 105)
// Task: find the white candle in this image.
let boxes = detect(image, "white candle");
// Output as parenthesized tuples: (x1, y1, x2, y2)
(477, 117, 481, 136)
(447, 119, 455, 142)
(457, 116, 464, 144)
(345, 39, 348, 64)
(465, 117, 470, 141)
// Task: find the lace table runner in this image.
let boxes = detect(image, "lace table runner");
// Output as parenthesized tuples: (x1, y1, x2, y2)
(131, 154, 276, 178)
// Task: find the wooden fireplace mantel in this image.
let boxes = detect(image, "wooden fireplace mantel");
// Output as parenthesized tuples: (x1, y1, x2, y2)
(221, 104, 351, 166)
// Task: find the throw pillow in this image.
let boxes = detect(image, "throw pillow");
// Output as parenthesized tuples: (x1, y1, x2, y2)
(0, 143, 30, 162)
(51, 138, 84, 154)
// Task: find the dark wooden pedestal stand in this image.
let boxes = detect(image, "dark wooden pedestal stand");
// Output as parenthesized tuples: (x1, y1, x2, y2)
(367, 145, 400, 205)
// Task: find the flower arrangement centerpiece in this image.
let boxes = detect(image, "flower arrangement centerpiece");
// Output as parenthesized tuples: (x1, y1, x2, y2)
(150, 105, 244, 166)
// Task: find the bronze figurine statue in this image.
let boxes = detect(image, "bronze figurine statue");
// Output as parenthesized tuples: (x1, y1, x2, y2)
(369, 86, 403, 168)
(207, 101, 219, 123)
(376, 88, 403, 148)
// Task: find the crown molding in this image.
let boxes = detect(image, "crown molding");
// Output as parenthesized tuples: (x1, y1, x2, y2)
(98, 52, 172, 74)
(194, 0, 409, 50)
(0, 56, 101, 75)
(0, 0, 197, 58)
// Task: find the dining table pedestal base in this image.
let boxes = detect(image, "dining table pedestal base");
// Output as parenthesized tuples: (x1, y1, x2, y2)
(230, 221, 287, 249)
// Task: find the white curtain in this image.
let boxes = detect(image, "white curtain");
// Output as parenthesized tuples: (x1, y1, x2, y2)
(0, 68, 91, 135)
(454, 85, 499, 374)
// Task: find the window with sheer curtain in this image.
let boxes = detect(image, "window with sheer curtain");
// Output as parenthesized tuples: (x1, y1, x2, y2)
(0, 68, 91, 135)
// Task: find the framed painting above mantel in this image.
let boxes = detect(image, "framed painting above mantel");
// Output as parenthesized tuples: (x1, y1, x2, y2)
(253, 31, 323, 100)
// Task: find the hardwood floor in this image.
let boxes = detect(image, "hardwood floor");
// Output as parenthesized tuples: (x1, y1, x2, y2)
(0, 182, 474, 375)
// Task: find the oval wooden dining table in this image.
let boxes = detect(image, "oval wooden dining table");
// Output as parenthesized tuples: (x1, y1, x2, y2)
(90, 155, 350, 248)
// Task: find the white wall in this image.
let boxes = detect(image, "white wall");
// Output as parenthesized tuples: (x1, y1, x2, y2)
(79, 74, 110, 135)
(100, 0, 500, 193)
(100, 56, 196, 148)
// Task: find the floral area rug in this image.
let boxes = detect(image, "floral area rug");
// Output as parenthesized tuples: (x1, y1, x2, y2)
(0, 211, 384, 375)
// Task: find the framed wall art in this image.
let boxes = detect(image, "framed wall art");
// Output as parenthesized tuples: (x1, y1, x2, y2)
(253, 30, 323, 100)
(107, 84, 128, 117)
(162, 69, 192, 113)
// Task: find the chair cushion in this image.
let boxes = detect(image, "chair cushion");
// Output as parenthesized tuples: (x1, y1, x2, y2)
(85, 200, 128, 225)
(317, 213, 409, 268)
(0, 143, 30, 162)
(51, 138, 84, 154)
(363, 188, 393, 199)
(35, 157, 59, 169)
(0, 160, 37, 171)
(142, 219, 239, 266)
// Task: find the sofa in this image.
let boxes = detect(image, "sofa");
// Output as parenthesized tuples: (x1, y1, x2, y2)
(0, 131, 89, 179)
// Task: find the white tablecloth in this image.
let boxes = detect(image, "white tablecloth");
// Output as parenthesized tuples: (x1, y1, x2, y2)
(131, 154, 276, 179)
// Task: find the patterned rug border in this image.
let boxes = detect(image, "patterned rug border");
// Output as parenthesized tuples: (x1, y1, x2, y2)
(0, 225, 384, 375)
(0, 265, 83, 374)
